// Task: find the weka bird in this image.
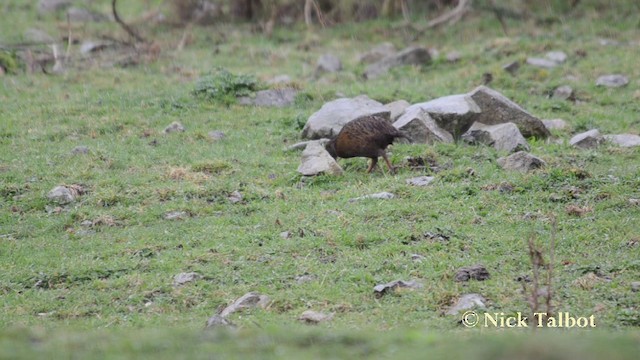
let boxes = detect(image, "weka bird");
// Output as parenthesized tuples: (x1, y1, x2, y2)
(325, 115, 408, 173)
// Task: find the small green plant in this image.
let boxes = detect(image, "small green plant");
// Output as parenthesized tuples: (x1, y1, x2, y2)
(0, 51, 20, 74)
(192, 68, 259, 105)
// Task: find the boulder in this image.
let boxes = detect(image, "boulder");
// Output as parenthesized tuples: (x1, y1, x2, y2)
(497, 151, 546, 172)
(604, 134, 640, 148)
(393, 107, 454, 144)
(238, 88, 297, 107)
(570, 129, 603, 149)
(364, 46, 431, 79)
(301, 95, 389, 139)
(384, 100, 410, 121)
(461, 122, 529, 152)
(407, 94, 480, 138)
(297, 142, 343, 176)
(468, 86, 550, 138)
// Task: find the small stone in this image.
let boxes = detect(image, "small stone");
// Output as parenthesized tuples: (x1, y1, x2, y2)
(237, 88, 298, 108)
(228, 191, 243, 204)
(570, 129, 603, 149)
(71, 146, 89, 154)
(164, 122, 185, 133)
(542, 119, 568, 131)
(406, 176, 435, 187)
(315, 54, 342, 76)
(80, 41, 108, 54)
(173, 272, 201, 286)
(552, 85, 574, 100)
(545, 51, 568, 64)
(462, 122, 529, 153)
(298, 142, 343, 176)
(349, 192, 395, 202)
(446, 51, 461, 63)
(80, 220, 93, 227)
(455, 265, 490, 282)
(164, 211, 188, 220)
(373, 280, 422, 298)
(596, 74, 629, 88)
(410, 254, 426, 262)
(208, 130, 225, 140)
(47, 185, 78, 204)
(526, 57, 558, 69)
(280, 231, 291, 239)
(604, 134, 640, 148)
(497, 151, 546, 172)
(298, 310, 334, 324)
(445, 293, 487, 315)
(295, 274, 316, 284)
(357, 42, 396, 64)
(503, 61, 520, 75)
(631, 282, 640, 292)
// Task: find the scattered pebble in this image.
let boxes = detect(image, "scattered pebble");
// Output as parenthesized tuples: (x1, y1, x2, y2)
(164, 121, 185, 133)
(219, 292, 271, 318)
(373, 280, 422, 298)
(173, 272, 201, 286)
(349, 192, 395, 202)
(227, 190, 243, 204)
(164, 211, 188, 220)
(455, 265, 490, 282)
(406, 176, 435, 187)
(596, 74, 629, 88)
(208, 130, 225, 140)
(298, 310, 334, 324)
(71, 146, 89, 155)
(445, 293, 487, 315)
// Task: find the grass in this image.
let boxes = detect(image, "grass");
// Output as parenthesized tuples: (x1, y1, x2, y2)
(0, 0, 639, 358)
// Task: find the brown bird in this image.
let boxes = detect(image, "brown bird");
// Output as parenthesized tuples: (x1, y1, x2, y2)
(325, 115, 409, 173)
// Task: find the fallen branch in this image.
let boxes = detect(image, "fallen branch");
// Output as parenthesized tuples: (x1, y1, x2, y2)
(304, 0, 326, 29)
(425, 0, 472, 28)
(112, 0, 145, 43)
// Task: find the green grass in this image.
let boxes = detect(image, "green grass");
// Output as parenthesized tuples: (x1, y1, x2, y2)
(1, 0, 639, 358)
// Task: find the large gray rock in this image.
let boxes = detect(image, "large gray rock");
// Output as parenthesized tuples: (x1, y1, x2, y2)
(238, 88, 298, 108)
(407, 94, 481, 138)
(596, 74, 629, 88)
(468, 86, 550, 138)
(570, 129, 603, 149)
(393, 107, 453, 144)
(604, 134, 640, 148)
(462, 122, 529, 152)
(301, 95, 390, 139)
(297, 142, 343, 176)
(357, 42, 396, 64)
(384, 100, 410, 121)
(364, 46, 431, 79)
(315, 54, 342, 76)
(497, 151, 546, 172)
(47, 186, 75, 204)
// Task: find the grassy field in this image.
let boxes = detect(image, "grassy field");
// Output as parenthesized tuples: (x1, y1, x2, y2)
(1, 0, 639, 358)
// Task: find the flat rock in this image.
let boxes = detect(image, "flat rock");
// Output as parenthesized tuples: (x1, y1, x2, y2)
(455, 265, 490, 282)
(71, 146, 89, 154)
(357, 42, 396, 64)
(164, 122, 185, 133)
(384, 100, 410, 121)
(350, 192, 395, 202)
(546, 51, 568, 64)
(374, 280, 422, 298)
(219, 292, 271, 318)
(298, 310, 334, 324)
(238, 88, 297, 108)
(570, 129, 603, 149)
(446, 51, 462, 63)
(497, 151, 546, 172)
(542, 119, 568, 131)
(526, 57, 558, 68)
(164, 211, 188, 220)
(315, 54, 342, 76)
(208, 130, 225, 140)
(173, 272, 201, 286)
(227, 190, 243, 203)
(552, 85, 574, 100)
(364, 46, 431, 79)
(393, 107, 454, 144)
(604, 134, 640, 147)
(445, 293, 487, 315)
(461, 122, 529, 152)
(406, 176, 435, 187)
(468, 86, 550, 138)
(297, 142, 343, 176)
(596, 74, 629, 88)
(301, 95, 390, 139)
(47, 185, 76, 204)
(632, 282, 640, 292)
(407, 94, 480, 138)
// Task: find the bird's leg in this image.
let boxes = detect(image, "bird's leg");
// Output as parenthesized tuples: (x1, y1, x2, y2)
(366, 157, 378, 173)
(382, 153, 396, 174)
